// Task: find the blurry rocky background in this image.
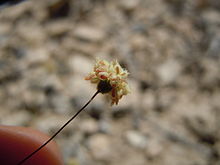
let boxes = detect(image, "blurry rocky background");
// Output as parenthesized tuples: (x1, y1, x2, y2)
(0, 0, 220, 165)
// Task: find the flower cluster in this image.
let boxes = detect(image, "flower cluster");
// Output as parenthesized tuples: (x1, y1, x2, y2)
(85, 59, 130, 105)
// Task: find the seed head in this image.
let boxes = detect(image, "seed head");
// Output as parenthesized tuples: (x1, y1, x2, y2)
(85, 59, 131, 105)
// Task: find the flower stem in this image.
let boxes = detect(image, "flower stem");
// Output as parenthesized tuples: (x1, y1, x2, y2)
(17, 90, 100, 165)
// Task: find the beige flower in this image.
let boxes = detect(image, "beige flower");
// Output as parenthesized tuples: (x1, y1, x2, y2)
(85, 59, 130, 105)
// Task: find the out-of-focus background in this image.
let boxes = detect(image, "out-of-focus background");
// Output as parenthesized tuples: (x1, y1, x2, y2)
(0, 0, 220, 164)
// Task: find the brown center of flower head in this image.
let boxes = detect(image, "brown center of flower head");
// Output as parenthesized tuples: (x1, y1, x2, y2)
(97, 80, 113, 94)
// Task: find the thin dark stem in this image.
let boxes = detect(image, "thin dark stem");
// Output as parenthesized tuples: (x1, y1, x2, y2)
(17, 90, 100, 165)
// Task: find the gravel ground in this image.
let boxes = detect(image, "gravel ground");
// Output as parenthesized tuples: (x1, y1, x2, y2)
(0, 0, 220, 165)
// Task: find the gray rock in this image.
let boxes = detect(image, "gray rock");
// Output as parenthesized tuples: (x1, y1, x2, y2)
(200, 59, 220, 86)
(68, 55, 93, 76)
(142, 91, 156, 111)
(202, 10, 220, 26)
(207, 35, 220, 57)
(145, 138, 163, 158)
(49, 94, 71, 114)
(25, 47, 49, 66)
(87, 134, 112, 161)
(156, 59, 182, 85)
(119, 0, 140, 11)
(80, 118, 99, 135)
(31, 113, 74, 134)
(62, 38, 99, 56)
(46, 20, 72, 37)
(0, 23, 11, 35)
(1, 110, 31, 126)
(16, 23, 46, 46)
(67, 75, 104, 110)
(74, 25, 105, 42)
(125, 130, 147, 149)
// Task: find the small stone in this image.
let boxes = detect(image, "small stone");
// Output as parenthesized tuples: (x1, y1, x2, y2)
(184, 114, 216, 142)
(155, 88, 176, 112)
(62, 38, 98, 56)
(67, 158, 79, 165)
(98, 117, 112, 133)
(46, 20, 72, 37)
(0, 23, 11, 35)
(156, 59, 182, 85)
(119, 0, 140, 11)
(207, 35, 220, 57)
(119, 152, 147, 165)
(67, 75, 104, 109)
(125, 130, 147, 149)
(87, 134, 112, 161)
(142, 91, 156, 110)
(60, 134, 83, 162)
(2, 110, 31, 126)
(1, 1, 31, 19)
(130, 34, 147, 50)
(21, 90, 46, 111)
(80, 118, 99, 135)
(73, 25, 105, 42)
(215, 142, 220, 159)
(68, 55, 93, 75)
(25, 47, 49, 66)
(49, 94, 71, 114)
(202, 10, 220, 26)
(16, 23, 46, 46)
(31, 113, 73, 134)
(145, 138, 163, 158)
(200, 59, 220, 86)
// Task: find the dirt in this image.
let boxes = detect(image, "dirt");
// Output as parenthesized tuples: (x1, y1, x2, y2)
(0, 0, 220, 165)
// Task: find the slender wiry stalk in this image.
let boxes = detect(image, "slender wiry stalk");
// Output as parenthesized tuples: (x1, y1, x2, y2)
(17, 90, 100, 165)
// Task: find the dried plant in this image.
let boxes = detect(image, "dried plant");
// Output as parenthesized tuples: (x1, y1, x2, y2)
(17, 59, 130, 165)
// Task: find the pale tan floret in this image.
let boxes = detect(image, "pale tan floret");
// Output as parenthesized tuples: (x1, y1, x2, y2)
(85, 59, 130, 105)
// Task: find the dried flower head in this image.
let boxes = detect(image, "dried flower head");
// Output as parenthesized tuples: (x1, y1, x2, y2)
(85, 59, 131, 105)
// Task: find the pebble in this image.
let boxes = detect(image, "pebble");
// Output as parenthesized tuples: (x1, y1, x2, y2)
(21, 90, 46, 112)
(0, 1, 31, 19)
(16, 23, 46, 46)
(25, 47, 49, 66)
(156, 59, 182, 85)
(207, 35, 220, 57)
(125, 130, 147, 149)
(73, 25, 105, 42)
(1, 110, 31, 126)
(80, 118, 99, 135)
(31, 113, 74, 134)
(68, 55, 93, 75)
(46, 20, 72, 37)
(49, 94, 71, 114)
(119, 0, 140, 11)
(145, 138, 163, 158)
(200, 59, 220, 86)
(67, 158, 79, 165)
(130, 34, 147, 50)
(87, 134, 112, 161)
(142, 91, 156, 110)
(202, 10, 220, 26)
(67, 75, 104, 110)
(62, 38, 98, 56)
(0, 23, 11, 35)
